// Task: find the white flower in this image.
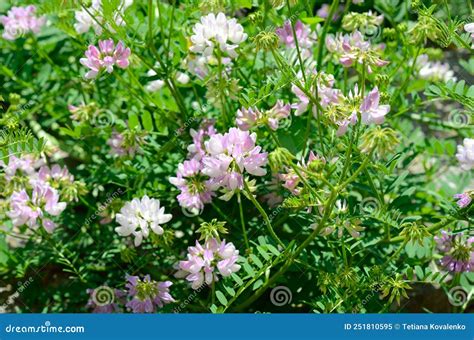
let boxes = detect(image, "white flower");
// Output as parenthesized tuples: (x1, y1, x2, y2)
(115, 195, 172, 246)
(416, 54, 456, 83)
(146, 79, 165, 92)
(176, 72, 190, 84)
(74, 0, 133, 35)
(456, 138, 474, 171)
(189, 12, 247, 58)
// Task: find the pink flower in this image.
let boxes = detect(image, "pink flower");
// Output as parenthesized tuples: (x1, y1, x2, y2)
(0, 5, 45, 40)
(187, 121, 217, 161)
(169, 158, 214, 212)
(275, 20, 315, 58)
(454, 192, 472, 208)
(280, 151, 322, 195)
(435, 231, 474, 273)
(107, 131, 137, 157)
(291, 72, 340, 116)
(456, 138, 474, 171)
(326, 31, 388, 73)
(337, 86, 389, 136)
(8, 182, 67, 233)
(0, 155, 39, 182)
(175, 238, 240, 289)
(236, 107, 260, 131)
(202, 128, 267, 198)
(360, 86, 390, 124)
(80, 39, 131, 79)
(125, 275, 174, 313)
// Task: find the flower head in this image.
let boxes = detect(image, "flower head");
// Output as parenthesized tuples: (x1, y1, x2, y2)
(0, 5, 45, 40)
(456, 138, 474, 171)
(453, 192, 472, 208)
(435, 230, 474, 273)
(169, 158, 214, 212)
(276, 20, 315, 58)
(125, 275, 174, 313)
(202, 128, 268, 199)
(74, 0, 133, 35)
(80, 39, 131, 79)
(115, 196, 172, 246)
(8, 182, 67, 233)
(175, 238, 240, 289)
(190, 12, 247, 59)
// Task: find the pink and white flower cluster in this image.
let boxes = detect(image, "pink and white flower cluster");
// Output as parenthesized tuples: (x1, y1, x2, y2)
(276, 20, 316, 58)
(291, 72, 341, 116)
(2, 156, 75, 233)
(0, 5, 45, 40)
(326, 30, 388, 73)
(279, 151, 324, 195)
(175, 238, 241, 289)
(115, 195, 172, 247)
(337, 86, 390, 136)
(74, 0, 133, 35)
(236, 100, 291, 131)
(202, 128, 268, 200)
(415, 54, 456, 83)
(80, 39, 131, 79)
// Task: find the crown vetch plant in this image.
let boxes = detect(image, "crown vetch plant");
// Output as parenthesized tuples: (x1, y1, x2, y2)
(0, 0, 472, 314)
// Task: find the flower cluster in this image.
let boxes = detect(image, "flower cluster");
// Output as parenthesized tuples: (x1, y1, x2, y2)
(276, 20, 316, 58)
(74, 0, 133, 35)
(80, 39, 131, 79)
(415, 54, 456, 82)
(202, 127, 268, 199)
(1, 155, 81, 233)
(0, 5, 45, 40)
(456, 138, 474, 171)
(454, 192, 472, 209)
(435, 230, 474, 273)
(190, 12, 247, 59)
(326, 30, 388, 73)
(125, 275, 175, 313)
(236, 100, 291, 131)
(115, 195, 172, 246)
(175, 238, 241, 289)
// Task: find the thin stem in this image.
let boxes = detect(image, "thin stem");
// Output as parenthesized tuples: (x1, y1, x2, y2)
(243, 180, 285, 247)
(237, 192, 250, 252)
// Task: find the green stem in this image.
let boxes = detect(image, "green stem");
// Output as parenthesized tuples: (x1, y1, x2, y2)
(243, 180, 284, 247)
(237, 192, 250, 252)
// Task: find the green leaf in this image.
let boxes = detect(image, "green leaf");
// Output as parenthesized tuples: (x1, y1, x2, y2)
(215, 291, 228, 306)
